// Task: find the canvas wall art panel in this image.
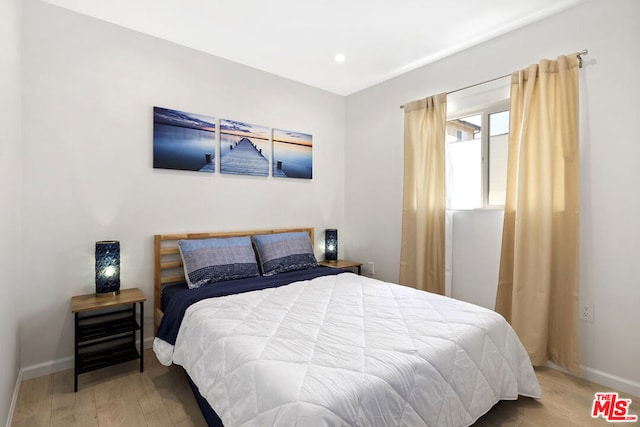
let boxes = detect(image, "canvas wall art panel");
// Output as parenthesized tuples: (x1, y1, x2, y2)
(153, 107, 216, 172)
(220, 119, 270, 176)
(272, 129, 313, 179)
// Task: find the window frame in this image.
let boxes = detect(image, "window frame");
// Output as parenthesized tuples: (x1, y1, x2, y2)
(446, 99, 510, 210)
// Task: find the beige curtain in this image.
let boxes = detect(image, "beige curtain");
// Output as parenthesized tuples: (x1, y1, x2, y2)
(496, 55, 580, 375)
(399, 93, 447, 295)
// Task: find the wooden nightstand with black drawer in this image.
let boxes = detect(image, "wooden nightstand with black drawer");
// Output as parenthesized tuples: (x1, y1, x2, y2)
(71, 288, 146, 391)
(319, 259, 363, 275)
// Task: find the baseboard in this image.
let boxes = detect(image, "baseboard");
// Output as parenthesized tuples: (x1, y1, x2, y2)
(20, 336, 155, 381)
(546, 361, 640, 398)
(20, 355, 73, 381)
(6, 369, 23, 427)
(580, 365, 640, 399)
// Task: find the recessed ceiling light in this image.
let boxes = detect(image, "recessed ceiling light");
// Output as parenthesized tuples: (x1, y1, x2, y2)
(334, 53, 346, 63)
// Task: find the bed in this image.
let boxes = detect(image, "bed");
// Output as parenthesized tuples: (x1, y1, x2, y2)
(152, 228, 541, 426)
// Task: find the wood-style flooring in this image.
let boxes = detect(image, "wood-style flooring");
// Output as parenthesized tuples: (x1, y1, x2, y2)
(11, 348, 639, 426)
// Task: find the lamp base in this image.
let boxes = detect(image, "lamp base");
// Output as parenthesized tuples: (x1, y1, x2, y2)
(95, 290, 120, 297)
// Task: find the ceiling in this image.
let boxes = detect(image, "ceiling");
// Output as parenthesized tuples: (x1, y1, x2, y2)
(41, 0, 585, 95)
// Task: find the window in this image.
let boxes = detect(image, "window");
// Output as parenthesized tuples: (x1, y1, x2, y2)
(488, 110, 509, 206)
(446, 103, 509, 209)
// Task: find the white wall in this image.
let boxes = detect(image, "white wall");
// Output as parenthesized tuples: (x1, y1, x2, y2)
(0, 0, 22, 423)
(19, 0, 345, 371)
(450, 210, 503, 310)
(345, 0, 640, 396)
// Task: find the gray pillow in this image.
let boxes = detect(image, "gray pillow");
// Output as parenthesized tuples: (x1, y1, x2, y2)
(252, 232, 318, 276)
(178, 236, 259, 289)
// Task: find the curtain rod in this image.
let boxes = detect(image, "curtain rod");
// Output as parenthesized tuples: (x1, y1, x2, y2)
(400, 49, 588, 109)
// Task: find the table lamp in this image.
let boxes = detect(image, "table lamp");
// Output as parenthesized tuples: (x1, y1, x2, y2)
(95, 240, 120, 296)
(325, 229, 338, 261)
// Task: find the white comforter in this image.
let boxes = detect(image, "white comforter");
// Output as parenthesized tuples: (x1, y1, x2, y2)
(154, 272, 541, 427)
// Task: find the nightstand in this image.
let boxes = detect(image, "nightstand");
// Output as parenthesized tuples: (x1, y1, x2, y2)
(71, 288, 146, 392)
(319, 259, 363, 275)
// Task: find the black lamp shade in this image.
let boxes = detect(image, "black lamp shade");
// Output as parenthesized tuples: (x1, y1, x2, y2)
(95, 240, 120, 296)
(325, 229, 338, 261)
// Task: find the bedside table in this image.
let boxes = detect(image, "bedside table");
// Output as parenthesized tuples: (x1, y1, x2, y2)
(319, 259, 363, 275)
(71, 288, 146, 392)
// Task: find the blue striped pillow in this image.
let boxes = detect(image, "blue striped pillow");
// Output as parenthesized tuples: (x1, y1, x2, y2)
(178, 236, 259, 289)
(252, 232, 318, 276)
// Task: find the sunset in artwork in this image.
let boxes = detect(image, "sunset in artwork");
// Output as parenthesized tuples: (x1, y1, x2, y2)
(273, 128, 313, 179)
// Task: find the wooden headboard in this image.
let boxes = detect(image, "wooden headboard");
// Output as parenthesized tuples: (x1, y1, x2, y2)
(154, 227, 315, 334)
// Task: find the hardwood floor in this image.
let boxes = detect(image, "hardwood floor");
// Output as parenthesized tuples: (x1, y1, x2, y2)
(11, 349, 639, 426)
(476, 367, 639, 426)
(12, 349, 207, 427)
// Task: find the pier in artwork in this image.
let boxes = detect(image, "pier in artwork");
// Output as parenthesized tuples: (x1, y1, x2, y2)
(220, 138, 270, 176)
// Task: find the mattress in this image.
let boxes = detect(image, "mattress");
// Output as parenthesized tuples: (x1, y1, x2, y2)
(154, 271, 541, 426)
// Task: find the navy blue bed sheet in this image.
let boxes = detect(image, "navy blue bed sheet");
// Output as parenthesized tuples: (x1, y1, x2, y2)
(161, 282, 189, 312)
(185, 371, 224, 427)
(156, 266, 347, 346)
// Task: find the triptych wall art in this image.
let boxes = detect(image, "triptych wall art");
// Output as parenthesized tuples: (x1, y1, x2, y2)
(152, 106, 312, 179)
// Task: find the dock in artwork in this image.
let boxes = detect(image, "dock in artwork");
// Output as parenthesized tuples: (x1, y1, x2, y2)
(220, 138, 269, 176)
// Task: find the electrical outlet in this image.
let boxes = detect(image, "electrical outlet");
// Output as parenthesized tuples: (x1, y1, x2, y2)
(367, 261, 375, 276)
(580, 303, 594, 322)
